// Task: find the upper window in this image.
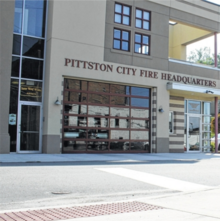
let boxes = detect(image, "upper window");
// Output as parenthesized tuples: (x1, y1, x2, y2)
(134, 33, 150, 55)
(113, 29, 130, 51)
(203, 0, 220, 6)
(114, 3, 131, 26)
(135, 9, 150, 30)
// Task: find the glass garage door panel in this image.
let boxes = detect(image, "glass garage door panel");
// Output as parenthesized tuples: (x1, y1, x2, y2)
(20, 105, 40, 151)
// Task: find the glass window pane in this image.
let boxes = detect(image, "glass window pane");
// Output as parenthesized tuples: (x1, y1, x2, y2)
(135, 44, 141, 53)
(20, 132, 39, 151)
(122, 41, 128, 51)
(111, 85, 130, 95)
(64, 128, 87, 139)
(131, 87, 149, 96)
(122, 31, 129, 40)
(188, 100, 201, 114)
(9, 79, 19, 114)
(143, 36, 149, 44)
(131, 131, 149, 140)
(88, 105, 109, 116)
(110, 119, 129, 128)
(12, 34, 21, 55)
(203, 116, 211, 124)
(115, 4, 122, 13)
(64, 116, 87, 127)
(136, 9, 142, 18)
(136, 19, 142, 28)
(123, 6, 130, 15)
(114, 14, 121, 23)
(87, 141, 108, 151)
(63, 141, 87, 152)
(111, 96, 129, 106)
(111, 130, 129, 139)
(144, 11, 150, 20)
(123, 16, 130, 25)
(131, 98, 149, 108)
(131, 119, 147, 129)
(142, 46, 149, 54)
(114, 40, 120, 49)
(11, 56, 20, 77)
(21, 58, 43, 80)
(203, 102, 211, 115)
(24, 0, 46, 37)
(88, 117, 108, 127)
(131, 108, 149, 118)
(88, 129, 109, 139)
(202, 132, 210, 140)
(88, 94, 109, 104)
(64, 79, 87, 90)
(114, 29, 121, 39)
(88, 82, 109, 93)
(23, 36, 44, 58)
(64, 104, 87, 114)
(143, 21, 150, 30)
(110, 107, 129, 117)
(135, 34, 141, 43)
(131, 142, 149, 151)
(14, 0, 23, 33)
(202, 124, 210, 131)
(9, 79, 19, 152)
(64, 92, 87, 103)
(110, 141, 129, 151)
(20, 80, 42, 102)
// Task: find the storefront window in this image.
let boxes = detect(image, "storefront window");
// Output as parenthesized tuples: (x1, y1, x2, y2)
(62, 79, 150, 153)
(188, 100, 201, 114)
(169, 112, 174, 133)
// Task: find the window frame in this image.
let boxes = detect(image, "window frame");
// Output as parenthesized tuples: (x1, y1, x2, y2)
(114, 2, 131, 26)
(169, 111, 174, 134)
(135, 8, 151, 30)
(113, 28, 130, 52)
(134, 33, 150, 55)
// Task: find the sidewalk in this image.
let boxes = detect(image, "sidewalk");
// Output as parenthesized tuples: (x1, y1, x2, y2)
(1, 152, 220, 163)
(1, 187, 220, 221)
(1, 153, 220, 220)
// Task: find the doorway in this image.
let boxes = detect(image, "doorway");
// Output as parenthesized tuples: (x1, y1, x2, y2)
(17, 103, 42, 153)
(187, 115, 201, 152)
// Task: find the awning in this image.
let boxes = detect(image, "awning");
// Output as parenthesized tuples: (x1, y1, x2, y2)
(167, 82, 220, 98)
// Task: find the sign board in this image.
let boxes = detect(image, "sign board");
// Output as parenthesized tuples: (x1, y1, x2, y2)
(9, 114, 16, 125)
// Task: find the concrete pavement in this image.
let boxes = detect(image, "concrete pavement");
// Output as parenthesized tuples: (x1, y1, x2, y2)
(1, 153, 220, 220)
(1, 152, 220, 163)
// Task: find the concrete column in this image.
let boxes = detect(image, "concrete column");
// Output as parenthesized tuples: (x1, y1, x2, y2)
(215, 97, 218, 153)
(214, 32, 218, 68)
(0, 1, 15, 153)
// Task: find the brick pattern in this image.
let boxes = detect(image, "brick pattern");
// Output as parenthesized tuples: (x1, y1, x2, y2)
(169, 96, 184, 153)
(151, 88, 157, 153)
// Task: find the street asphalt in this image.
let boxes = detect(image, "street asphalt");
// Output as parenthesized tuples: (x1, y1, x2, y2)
(1, 153, 220, 220)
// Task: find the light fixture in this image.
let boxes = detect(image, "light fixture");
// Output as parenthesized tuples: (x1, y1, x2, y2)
(169, 20, 177, 25)
(158, 106, 164, 113)
(206, 90, 214, 94)
(54, 97, 61, 105)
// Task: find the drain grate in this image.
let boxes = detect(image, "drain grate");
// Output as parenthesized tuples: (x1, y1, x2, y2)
(0, 201, 163, 221)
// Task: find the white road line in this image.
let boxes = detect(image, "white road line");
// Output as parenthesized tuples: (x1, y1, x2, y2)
(96, 168, 210, 192)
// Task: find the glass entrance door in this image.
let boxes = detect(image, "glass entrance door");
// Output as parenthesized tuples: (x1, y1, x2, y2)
(187, 115, 201, 152)
(17, 103, 42, 153)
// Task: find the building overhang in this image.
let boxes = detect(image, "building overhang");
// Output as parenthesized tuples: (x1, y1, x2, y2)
(167, 82, 220, 99)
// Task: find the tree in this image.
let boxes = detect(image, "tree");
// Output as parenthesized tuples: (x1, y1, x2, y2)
(210, 114, 220, 134)
(187, 47, 220, 67)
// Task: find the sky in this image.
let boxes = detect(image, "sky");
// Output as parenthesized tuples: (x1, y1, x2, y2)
(186, 34, 220, 57)
(205, 0, 220, 5)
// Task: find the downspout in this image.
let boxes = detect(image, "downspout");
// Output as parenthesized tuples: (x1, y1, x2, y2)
(214, 32, 218, 68)
(215, 97, 218, 153)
